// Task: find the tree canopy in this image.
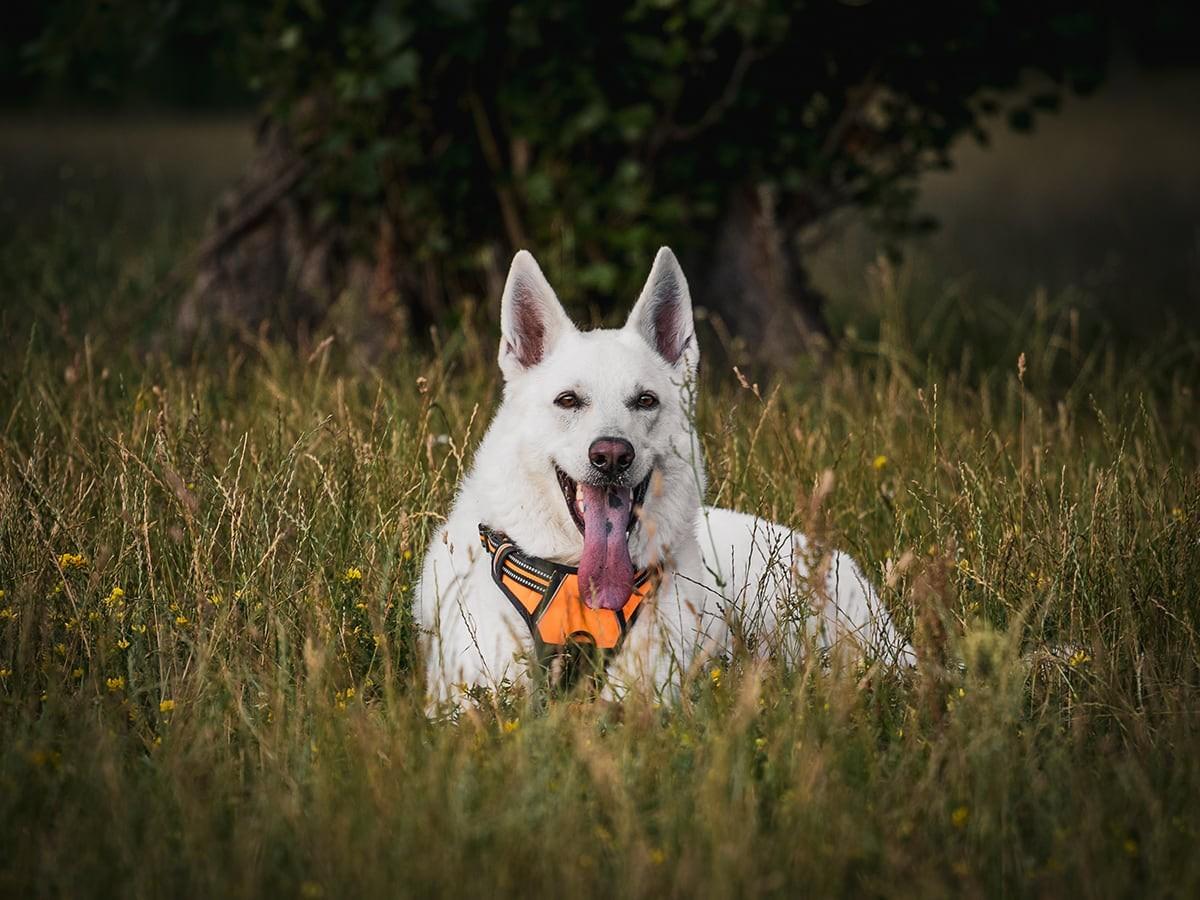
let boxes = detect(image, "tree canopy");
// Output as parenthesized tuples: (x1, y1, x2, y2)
(13, 1, 1111, 354)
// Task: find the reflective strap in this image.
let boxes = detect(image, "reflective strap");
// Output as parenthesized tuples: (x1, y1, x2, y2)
(479, 523, 655, 653)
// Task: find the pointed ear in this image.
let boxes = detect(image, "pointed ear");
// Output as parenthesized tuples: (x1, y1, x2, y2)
(625, 246, 697, 370)
(499, 250, 574, 378)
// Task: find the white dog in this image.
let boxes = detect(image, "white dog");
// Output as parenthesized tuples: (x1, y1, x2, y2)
(417, 247, 913, 704)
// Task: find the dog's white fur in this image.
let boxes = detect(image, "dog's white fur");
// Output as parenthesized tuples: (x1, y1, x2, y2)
(417, 247, 912, 703)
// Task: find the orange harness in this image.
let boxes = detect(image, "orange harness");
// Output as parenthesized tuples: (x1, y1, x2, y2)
(478, 525, 656, 670)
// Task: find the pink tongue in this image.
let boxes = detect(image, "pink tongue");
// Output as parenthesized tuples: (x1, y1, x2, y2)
(577, 483, 634, 610)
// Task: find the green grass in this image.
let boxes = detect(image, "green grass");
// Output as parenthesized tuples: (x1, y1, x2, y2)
(2, 178, 1200, 898)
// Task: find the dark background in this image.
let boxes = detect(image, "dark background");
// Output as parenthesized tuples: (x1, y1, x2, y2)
(2, 2, 1198, 368)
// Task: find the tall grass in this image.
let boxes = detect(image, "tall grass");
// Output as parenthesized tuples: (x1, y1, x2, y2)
(1, 192, 1199, 898)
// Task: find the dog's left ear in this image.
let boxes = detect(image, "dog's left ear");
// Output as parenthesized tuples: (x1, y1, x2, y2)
(625, 246, 698, 372)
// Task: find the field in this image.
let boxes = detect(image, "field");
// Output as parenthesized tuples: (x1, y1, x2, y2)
(2, 121, 1200, 897)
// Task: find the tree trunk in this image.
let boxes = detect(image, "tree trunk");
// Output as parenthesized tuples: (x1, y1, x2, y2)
(694, 185, 833, 368)
(175, 120, 411, 362)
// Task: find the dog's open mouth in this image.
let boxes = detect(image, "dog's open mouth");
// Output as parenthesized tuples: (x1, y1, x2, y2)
(555, 467, 650, 536)
(555, 467, 651, 611)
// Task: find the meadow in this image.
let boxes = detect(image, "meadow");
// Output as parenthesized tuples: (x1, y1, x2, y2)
(1, 134, 1199, 898)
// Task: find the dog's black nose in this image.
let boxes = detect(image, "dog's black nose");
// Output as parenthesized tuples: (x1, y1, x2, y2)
(589, 437, 635, 475)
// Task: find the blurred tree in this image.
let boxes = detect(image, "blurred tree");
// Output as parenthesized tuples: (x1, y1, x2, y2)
(14, 0, 1110, 361)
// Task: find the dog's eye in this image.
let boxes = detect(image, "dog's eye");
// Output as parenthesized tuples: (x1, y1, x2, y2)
(636, 392, 659, 410)
(554, 391, 582, 410)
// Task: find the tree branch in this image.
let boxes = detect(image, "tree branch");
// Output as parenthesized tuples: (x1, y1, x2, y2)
(657, 43, 760, 147)
(467, 90, 529, 250)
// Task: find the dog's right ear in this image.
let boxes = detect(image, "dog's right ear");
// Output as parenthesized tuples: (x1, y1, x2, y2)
(499, 250, 574, 379)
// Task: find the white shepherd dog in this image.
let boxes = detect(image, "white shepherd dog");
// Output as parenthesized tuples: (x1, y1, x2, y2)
(417, 247, 913, 704)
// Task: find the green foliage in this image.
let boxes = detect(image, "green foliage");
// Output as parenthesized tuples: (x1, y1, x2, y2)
(15, 0, 1108, 307)
(3, 162, 1200, 897)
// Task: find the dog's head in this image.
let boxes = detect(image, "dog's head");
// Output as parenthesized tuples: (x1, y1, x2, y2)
(479, 247, 703, 609)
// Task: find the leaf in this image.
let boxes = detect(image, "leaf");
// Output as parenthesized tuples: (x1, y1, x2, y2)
(372, 12, 413, 55)
(579, 262, 619, 293)
(279, 26, 301, 52)
(380, 50, 419, 89)
(614, 104, 655, 143)
(568, 102, 608, 138)
(524, 172, 553, 206)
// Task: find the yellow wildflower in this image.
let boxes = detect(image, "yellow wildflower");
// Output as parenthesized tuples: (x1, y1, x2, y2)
(403, 549, 413, 561)
(0, 668, 12, 679)
(106, 675, 125, 692)
(872, 454, 889, 471)
(29, 749, 61, 768)
(174, 615, 189, 626)
(710, 667, 722, 687)
(71, 667, 83, 679)
(0, 607, 15, 621)
(1171, 507, 1184, 522)
(209, 593, 223, 606)
(159, 699, 176, 713)
(104, 586, 125, 608)
(1068, 650, 1091, 669)
(951, 806, 970, 828)
(58, 552, 87, 570)
(341, 566, 363, 584)
(502, 718, 521, 734)
(116, 639, 130, 650)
